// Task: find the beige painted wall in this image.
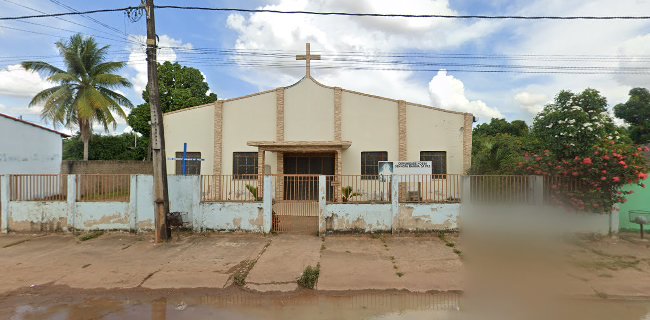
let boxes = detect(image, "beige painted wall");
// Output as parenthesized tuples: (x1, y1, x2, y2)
(340, 91, 399, 175)
(222, 91, 277, 175)
(406, 103, 465, 174)
(284, 78, 335, 141)
(163, 104, 215, 175)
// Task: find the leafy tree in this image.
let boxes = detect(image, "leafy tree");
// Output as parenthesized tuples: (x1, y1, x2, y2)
(470, 118, 531, 174)
(127, 61, 217, 137)
(531, 89, 619, 159)
(474, 118, 529, 137)
(614, 87, 650, 144)
(63, 133, 148, 160)
(22, 34, 133, 160)
(470, 134, 528, 175)
(522, 88, 649, 219)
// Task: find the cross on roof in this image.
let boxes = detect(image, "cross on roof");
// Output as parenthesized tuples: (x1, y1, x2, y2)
(295, 42, 321, 78)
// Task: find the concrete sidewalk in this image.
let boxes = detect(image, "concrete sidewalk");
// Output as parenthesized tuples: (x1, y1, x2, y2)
(0, 232, 648, 299)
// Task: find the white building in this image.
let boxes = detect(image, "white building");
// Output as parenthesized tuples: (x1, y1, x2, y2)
(0, 113, 69, 174)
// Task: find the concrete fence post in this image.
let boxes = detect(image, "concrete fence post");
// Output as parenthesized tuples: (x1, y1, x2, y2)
(66, 175, 76, 232)
(318, 175, 326, 236)
(1, 175, 9, 233)
(128, 175, 138, 232)
(190, 175, 202, 232)
(263, 176, 273, 233)
(391, 175, 400, 234)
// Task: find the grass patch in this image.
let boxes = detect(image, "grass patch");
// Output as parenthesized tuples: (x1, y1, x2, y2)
(445, 242, 455, 247)
(297, 265, 320, 289)
(396, 272, 404, 277)
(78, 231, 104, 241)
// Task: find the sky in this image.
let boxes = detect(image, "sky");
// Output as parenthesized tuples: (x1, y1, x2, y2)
(1, 0, 650, 136)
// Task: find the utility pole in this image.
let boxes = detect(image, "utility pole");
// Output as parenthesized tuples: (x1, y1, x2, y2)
(145, 0, 169, 243)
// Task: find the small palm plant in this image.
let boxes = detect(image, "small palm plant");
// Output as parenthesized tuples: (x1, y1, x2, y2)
(245, 184, 261, 201)
(341, 186, 361, 202)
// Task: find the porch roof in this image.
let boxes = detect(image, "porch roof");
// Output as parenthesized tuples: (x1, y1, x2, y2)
(247, 140, 352, 152)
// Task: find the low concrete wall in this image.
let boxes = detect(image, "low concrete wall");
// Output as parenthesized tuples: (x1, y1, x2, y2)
(61, 160, 153, 175)
(1, 175, 271, 233)
(324, 203, 460, 233)
(7, 202, 68, 232)
(326, 204, 392, 232)
(199, 202, 265, 232)
(396, 203, 460, 231)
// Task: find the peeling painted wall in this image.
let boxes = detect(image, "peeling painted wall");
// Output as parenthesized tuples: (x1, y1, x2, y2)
(75, 202, 130, 231)
(7, 202, 67, 232)
(325, 204, 392, 232)
(396, 203, 459, 231)
(199, 202, 265, 232)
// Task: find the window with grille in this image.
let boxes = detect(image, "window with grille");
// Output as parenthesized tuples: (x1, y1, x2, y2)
(233, 152, 258, 177)
(175, 152, 201, 175)
(420, 151, 447, 174)
(361, 151, 388, 179)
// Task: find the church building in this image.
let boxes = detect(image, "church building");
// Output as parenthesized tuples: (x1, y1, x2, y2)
(163, 44, 473, 181)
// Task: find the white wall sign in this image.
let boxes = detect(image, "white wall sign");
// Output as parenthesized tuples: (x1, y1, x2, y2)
(379, 161, 432, 176)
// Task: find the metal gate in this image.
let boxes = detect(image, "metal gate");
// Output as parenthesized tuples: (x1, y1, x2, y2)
(272, 175, 319, 234)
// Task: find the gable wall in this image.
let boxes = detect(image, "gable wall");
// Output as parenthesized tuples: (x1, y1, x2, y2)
(222, 91, 277, 175)
(163, 104, 215, 174)
(284, 79, 335, 141)
(340, 91, 400, 174)
(406, 103, 465, 174)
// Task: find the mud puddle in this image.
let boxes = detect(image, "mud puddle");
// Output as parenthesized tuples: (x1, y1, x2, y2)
(2, 286, 650, 319)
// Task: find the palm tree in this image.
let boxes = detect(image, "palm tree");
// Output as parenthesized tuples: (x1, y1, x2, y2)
(22, 34, 133, 160)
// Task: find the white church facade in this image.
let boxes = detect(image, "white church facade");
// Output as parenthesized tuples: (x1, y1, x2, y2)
(163, 44, 473, 184)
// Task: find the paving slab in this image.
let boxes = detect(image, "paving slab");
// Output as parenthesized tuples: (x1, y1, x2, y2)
(143, 235, 269, 289)
(385, 236, 464, 292)
(245, 234, 321, 292)
(317, 236, 398, 291)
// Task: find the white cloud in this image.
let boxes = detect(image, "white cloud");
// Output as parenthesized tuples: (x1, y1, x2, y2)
(127, 35, 194, 94)
(0, 64, 51, 98)
(514, 92, 548, 115)
(428, 70, 502, 121)
(490, 0, 650, 119)
(224, 0, 501, 104)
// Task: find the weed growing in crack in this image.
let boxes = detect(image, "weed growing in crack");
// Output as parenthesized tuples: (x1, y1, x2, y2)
(297, 265, 320, 289)
(396, 272, 404, 277)
(78, 231, 104, 241)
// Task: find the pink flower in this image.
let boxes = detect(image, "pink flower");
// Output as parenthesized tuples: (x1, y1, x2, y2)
(602, 155, 610, 161)
(639, 173, 649, 180)
(572, 172, 579, 177)
(619, 161, 626, 166)
(601, 176, 607, 181)
(612, 177, 621, 183)
(602, 170, 607, 174)
(582, 158, 593, 165)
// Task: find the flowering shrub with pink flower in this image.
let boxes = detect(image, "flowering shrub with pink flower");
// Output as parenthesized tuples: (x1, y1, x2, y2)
(518, 142, 649, 212)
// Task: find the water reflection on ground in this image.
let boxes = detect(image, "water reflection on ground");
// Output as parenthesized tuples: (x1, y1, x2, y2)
(6, 291, 650, 320)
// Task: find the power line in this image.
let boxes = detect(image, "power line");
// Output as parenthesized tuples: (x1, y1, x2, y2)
(0, 0, 142, 46)
(154, 5, 650, 20)
(2, 6, 650, 21)
(48, 0, 127, 36)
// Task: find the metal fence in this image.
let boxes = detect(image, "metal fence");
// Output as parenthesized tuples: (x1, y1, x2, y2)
(9, 174, 68, 201)
(467, 175, 532, 204)
(328, 175, 391, 203)
(76, 174, 130, 202)
(543, 176, 594, 206)
(201, 174, 262, 202)
(398, 174, 462, 203)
